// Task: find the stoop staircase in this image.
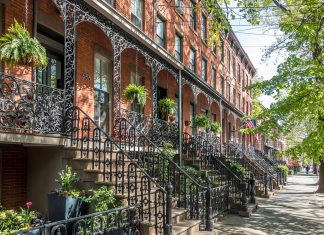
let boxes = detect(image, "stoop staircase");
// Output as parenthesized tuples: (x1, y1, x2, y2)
(64, 107, 227, 234)
(182, 132, 247, 210)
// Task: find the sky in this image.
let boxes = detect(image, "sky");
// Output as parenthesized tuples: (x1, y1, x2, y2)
(229, 17, 283, 108)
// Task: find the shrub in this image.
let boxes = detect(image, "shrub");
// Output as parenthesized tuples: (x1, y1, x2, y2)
(123, 84, 148, 107)
(276, 164, 289, 177)
(229, 162, 247, 178)
(86, 187, 123, 212)
(0, 20, 47, 68)
(0, 203, 37, 235)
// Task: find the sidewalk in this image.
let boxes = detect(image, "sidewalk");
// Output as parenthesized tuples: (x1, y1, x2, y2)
(214, 173, 324, 235)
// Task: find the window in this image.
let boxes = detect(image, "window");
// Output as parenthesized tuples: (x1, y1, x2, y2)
(189, 0, 196, 30)
(238, 64, 241, 83)
(227, 49, 231, 71)
(246, 101, 249, 114)
(238, 93, 241, 109)
(232, 57, 236, 76)
(190, 102, 195, 134)
(220, 75, 224, 95)
(156, 16, 165, 47)
(233, 88, 236, 106)
(94, 54, 110, 132)
(226, 82, 230, 100)
(219, 39, 224, 61)
(212, 113, 217, 122)
(201, 14, 207, 41)
(201, 108, 208, 116)
(131, 0, 143, 29)
(212, 67, 216, 89)
(201, 58, 207, 81)
(190, 47, 196, 72)
(175, 33, 183, 61)
(243, 98, 246, 112)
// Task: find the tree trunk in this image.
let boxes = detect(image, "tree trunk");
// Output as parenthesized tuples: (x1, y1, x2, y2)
(317, 162, 324, 193)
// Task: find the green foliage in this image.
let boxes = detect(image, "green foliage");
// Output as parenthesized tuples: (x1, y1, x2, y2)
(229, 162, 247, 178)
(0, 205, 36, 234)
(195, 115, 210, 128)
(238, 0, 324, 164)
(158, 98, 177, 116)
(182, 165, 205, 186)
(86, 187, 123, 212)
(276, 164, 289, 177)
(55, 165, 81, 197)
(0, 20, 47, 69)
(210, 122, 221, 133)
(123, 84, 148, 107)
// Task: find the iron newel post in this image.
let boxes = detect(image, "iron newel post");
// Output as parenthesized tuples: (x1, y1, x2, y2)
(165, 182, 173, 235)
(205, 178, 214, 231)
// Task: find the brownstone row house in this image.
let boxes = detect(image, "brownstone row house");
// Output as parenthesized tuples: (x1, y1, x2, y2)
(0, 0, 285, 234)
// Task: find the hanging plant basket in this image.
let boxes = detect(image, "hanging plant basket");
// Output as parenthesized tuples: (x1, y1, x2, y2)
(0, 20, 48, 69)
(195, 115, 210, 129)
(123, 83, 148, 107)
(158, 98, 176, 120)
(210, 122, 221, 133)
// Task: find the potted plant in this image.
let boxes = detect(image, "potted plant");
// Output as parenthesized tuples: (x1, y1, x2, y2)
(123, 83, 148, 107)
(47, 166, 87, 222)
(158, 98, 177, 121)
(195, 115, 210, 131)
(210, 122, 221, 133)
(0, 20, 47, 69)
(184, 120, 191, 126)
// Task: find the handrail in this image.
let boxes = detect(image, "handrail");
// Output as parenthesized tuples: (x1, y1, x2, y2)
(119, 108, 179, 147)
(114, 117, 207, 190)
(189, 132, 243, 183)
(66, 106, 166, 192)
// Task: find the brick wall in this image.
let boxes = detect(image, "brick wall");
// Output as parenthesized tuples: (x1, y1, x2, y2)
(1, 145, 27, 209)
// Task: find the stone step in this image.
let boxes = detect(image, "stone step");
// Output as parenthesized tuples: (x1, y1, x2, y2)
(172, 219, 201, 235)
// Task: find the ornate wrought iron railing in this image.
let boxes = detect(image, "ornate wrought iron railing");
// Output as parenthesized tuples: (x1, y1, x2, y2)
(113, 117, 228, 231)
(11, 205, 141, 235)
(225, 142, 278, 194)
(0, 73, 65, 134)
(65, 106, 226, 233)
(65, 107, 169, 234)
(119, 108, 179, 147)
(182, 132, 244, 205)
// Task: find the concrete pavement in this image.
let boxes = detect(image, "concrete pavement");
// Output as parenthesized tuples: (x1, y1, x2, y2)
(214, 173, 324, 235)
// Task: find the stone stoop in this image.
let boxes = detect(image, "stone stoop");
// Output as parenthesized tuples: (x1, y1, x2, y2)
(71, 148, 205, 235)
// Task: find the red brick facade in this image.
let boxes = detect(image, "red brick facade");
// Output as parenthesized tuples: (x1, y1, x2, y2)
(0, 0, 259, 211)
(1, 145, 27, 209)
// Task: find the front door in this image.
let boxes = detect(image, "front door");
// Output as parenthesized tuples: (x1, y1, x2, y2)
(157, 86, 167, 119)
(94, 54, 110, 132)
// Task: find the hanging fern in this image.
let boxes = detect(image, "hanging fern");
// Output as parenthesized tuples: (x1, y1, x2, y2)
(123, 83, 148, 107)
(0, 20, 48, 69)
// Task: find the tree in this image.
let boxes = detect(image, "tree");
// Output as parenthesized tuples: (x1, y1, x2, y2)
(200, 0, 323, 191)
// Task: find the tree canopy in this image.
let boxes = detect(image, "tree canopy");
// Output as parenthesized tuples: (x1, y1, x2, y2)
(201, 0, 323, 163)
